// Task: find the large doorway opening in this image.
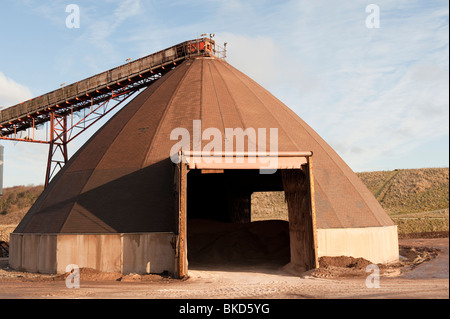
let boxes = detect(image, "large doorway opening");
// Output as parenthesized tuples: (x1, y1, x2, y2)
(186, 169, 291, 270)
(174, 152, 318, 278)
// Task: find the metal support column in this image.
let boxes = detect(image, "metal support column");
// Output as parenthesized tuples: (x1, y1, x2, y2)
(45, 112, 68, 188)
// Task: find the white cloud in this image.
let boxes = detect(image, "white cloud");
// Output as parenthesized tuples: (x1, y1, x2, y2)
(260, 1, 450, 171)
(54, 0, 145, 76)
(327, 59, 449, 171)
(3, 142, 47, 187)
(114, 0, 142, 26)
(0, 72, 33, 108)
(219, 32, 320, 101)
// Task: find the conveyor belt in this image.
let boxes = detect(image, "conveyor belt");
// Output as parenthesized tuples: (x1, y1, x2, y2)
(0, 37, 218, 137)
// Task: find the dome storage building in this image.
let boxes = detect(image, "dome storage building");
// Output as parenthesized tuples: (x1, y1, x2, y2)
(9, 55, 398, 277)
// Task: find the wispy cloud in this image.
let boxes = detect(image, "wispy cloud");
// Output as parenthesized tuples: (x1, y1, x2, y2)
(311, 1, 449, 170)
(113, 0, 142, 26)
(0, 72, 33, 108)
(54, 0, 145, 77)
(213, 0, 449, 171)
(3, 142, 48, 187)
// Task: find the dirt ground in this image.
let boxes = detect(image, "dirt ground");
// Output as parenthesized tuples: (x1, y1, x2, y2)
(0, 236, 448, 300)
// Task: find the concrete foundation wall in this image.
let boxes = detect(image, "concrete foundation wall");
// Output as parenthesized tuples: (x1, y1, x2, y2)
(56, 234, 122, 273)
(317, 225, 399, 264)
(8, 233, 22, 271)
(9, 233, 57, 274)
(122, 233, 176, 274)
(9, 232, 176, 275)
(9, 226, 398, 275)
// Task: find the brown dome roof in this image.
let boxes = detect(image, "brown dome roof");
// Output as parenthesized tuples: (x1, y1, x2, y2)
(15, 57, 393, 234)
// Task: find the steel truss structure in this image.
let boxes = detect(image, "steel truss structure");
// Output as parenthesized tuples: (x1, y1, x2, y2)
(1, 70, 168, 187)
(0, 37, 223, 187)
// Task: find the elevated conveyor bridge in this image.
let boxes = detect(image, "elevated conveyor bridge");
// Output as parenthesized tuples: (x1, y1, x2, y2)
(0, 37, 224, 186)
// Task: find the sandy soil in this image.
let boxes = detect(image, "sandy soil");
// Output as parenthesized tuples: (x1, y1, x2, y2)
(0, 237, 447, 300)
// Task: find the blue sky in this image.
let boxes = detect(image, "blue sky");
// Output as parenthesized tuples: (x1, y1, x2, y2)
(0, 0, 448, 187)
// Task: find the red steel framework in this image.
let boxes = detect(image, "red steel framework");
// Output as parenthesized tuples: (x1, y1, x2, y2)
(2, 74, 167, 187)
(0, 37, 225, 187)
(43, 89, 136, 187)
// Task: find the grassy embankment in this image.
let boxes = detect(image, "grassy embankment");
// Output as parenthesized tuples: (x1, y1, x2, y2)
(252, 168, 449, 235)
(0, 185, 43, 241)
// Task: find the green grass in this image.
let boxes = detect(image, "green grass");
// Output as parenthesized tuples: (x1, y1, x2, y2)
(357, 168, 449, 234)
(0, 225, 17, 242)
(0, 185, 43, 225)
(252, 168, 449, 235)
(357, 168, 449, 214)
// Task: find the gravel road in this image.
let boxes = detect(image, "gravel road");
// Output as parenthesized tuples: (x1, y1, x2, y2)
(0, 238, 447, 299)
